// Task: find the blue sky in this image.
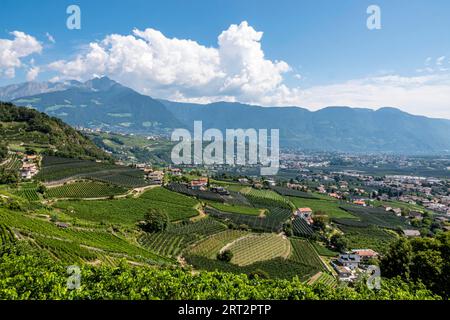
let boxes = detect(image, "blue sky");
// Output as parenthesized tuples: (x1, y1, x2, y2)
(1, 0, 450, 118)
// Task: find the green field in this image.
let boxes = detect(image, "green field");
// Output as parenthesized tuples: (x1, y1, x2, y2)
(227, 233, 291, 266)
(46, 181, 128, 199)
(338, 225, 398, 253)
(206, 201, 263, 216)
(55, 187, 200, 225)
(288, 197, 356, 219)
(187, 230, 248, 259)
(138, 218, 227, 258)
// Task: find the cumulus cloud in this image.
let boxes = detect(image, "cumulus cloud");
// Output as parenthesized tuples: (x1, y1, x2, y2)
(299, 74, 450, 119)
(47, 23, 450, 119)
(48, 21, 295, 104)
(26, 66, 40, 81)
(0, 31, 42, 79)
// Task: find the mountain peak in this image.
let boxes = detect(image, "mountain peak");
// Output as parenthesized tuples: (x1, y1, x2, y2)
(84, 76, 120, 91)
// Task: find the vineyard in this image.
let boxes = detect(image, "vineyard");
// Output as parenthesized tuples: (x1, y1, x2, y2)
(0, 207, 170, 264)
(241, 188, 293, 209)
(184, 255, 320, 281)
(338, 224, 397, 253)
(292, 217, 314, 237)
(0, 223, 15, 246)
(36, 156, 149, 188)
(13, 184, 41, 201)
(138, 218, 227, 258)
(187, 230, 248, 258)
(205, 206, 292, 232)
(55, 187, 200, 225)
(167, 183, 224, 202)
(46, 181, 128, 199)
(0, 153, 22, 171)
(307, 272, 337, 288)
(227, 233, 291, 266)
(336, 205, 411, 229)
(206, 201, 263, 216)
(311, 242, 339, 257)
(271, 186, 318, 199)
(289, 238, 325, 271)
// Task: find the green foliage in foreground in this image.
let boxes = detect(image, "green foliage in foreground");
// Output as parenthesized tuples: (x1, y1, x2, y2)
(0, 245, 440, 300)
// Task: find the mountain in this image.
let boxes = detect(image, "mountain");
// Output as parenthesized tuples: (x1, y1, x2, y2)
(0, 101, 112, 161)
(4, 78, 450, 154)
(0, 80, 81, 101)
(160, 100, 450, 154)
(10, 77, 182, 134)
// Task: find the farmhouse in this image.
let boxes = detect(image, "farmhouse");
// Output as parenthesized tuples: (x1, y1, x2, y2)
(190, 178, 208, 190)
(353, 200, 366, 206)
(337, 253, 361, 270)
(146, 170, 164, 184)
(351, 249, 379, 262)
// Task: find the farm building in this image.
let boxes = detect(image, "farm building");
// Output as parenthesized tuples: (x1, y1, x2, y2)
(337, 253, 360, 270)
(351, 249, 379, 262)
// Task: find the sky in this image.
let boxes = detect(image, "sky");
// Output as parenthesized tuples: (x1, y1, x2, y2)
(1, 0, 450, 118)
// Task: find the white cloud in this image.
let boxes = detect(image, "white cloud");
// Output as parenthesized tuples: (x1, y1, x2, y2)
(45, 32, 56, 44)
(0, 31, 42, 79)
(26, 66, 40, 81)
(48, 21, 294, 104)
(299, 74, 450, 119)
(436, 56, 446, 66)
(47, 23, 450, 119)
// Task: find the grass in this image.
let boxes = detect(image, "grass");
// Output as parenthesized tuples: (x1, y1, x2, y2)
(288, 197, 357, 219)
(54, 187, 200, 225)
(228, 233, 291, 266)
(206, 201, 263, 216)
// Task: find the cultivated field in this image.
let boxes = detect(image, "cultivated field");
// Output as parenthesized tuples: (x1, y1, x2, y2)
(288, 197, 356, 219)
(46, 181, 128, 199)
(227, 233, 291, 266)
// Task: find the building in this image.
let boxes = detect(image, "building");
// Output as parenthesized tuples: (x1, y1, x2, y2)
(146, 170, 164, 184)
(337, 253, 361, 270)
(351, 249, 379, 262)
(190, 177, 208, 190)
(353, 200, 366, 206)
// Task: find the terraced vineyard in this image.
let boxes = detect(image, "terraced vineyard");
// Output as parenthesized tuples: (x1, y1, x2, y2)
(206, 201, 263, 216)
(0, 208, 170, 264)
(46, 181, 128, 199)
(36, 156, 148, 188)
(292, 217, 314, 237)
(227, 233, 291, 266)
(205, 206, 292, 232)
(337, 205, 411, 229)
(338, 224, 398, 253)
(242, 188, 293, 209)
(0, 223, 15, 245)
(13, 185, 40, 201)
(1, 153, 22, 171)
(138, 218, 227, 258)
(167, 183, 224, 202)
(55, 187, 200, 224)
(289, 238, 325, 270)
(271, 186, 318, 199)
(187, 230, 248, 258)
(308, 272, 337, 288)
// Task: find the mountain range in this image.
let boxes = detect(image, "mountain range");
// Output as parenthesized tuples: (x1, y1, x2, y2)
(2, 77, 450, 154)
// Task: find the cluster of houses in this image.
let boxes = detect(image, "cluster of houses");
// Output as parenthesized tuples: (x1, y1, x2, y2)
(333, 249, 379, 281)
(20, 154, 39, 179)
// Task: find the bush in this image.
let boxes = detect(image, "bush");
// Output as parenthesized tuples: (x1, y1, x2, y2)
(141, 208, 169, 233)
(217, 250, 233, 262)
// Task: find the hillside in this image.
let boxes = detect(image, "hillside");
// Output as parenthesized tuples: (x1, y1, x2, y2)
(161, 100, 450, 154)
(11, 77, 182, 134)
(0, 102, 111, 161)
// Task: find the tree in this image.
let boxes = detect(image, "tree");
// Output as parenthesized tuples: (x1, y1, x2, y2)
(217, 250, 233, 262)
(141, 209, 169, 233)
(0, 143, 7, 161)
(330, 234, 348, 253)
(36, 184, 47, 194)
(312, 215, 327, 232)
(380, 238, 413, 279)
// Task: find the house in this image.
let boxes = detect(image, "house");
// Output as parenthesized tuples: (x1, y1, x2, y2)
(190, 178, 208, 190)
(335, 266, 353, 280)
(391, 208, 402, 216)
(353, 200, 366, 206)
(55, 222, 69, 229)
(146, 170, 164, 184)
(338, 253, 361, 270)
(351, 249, 379, 262)
(238, 178, 249, 184)
(328, 193, 342, 199)
(295, 207, 313, 218)
(210, 186, 230, 196)
(403, 229, 421, 237)
(168, 168, 182, 176)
